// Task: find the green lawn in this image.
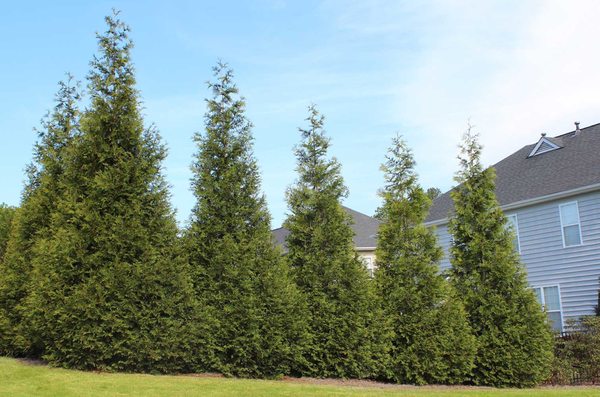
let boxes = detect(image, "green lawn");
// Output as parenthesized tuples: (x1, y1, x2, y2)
(1, 357, 598, 397)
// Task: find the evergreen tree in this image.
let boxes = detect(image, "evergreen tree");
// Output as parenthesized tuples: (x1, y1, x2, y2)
(449, 128, 553, 387)
(185, 62, 307, 378)
(375, 136, 476, 385)
(284, 105, 389, 379)
(25, 12, 205, 372)
(426, 187, 441, 201)
(0, 204, 16, 263)
(595, 277, 600, 316)
(0, 77, 80, 356)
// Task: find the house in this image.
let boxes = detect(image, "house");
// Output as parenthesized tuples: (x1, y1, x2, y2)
(425, 122, 600, 331)
(272, 206, 380, 276)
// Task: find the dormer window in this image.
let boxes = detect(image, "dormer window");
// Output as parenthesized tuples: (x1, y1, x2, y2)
(528, 135, 562, 157)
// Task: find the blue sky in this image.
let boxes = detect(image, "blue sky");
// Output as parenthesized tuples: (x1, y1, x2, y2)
(2, 1, 599, 227)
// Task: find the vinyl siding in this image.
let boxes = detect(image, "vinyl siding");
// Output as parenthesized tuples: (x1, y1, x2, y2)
(434, 190, 600, 323)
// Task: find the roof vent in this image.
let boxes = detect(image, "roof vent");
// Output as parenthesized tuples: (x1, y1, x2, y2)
(575, 121, 581, 136)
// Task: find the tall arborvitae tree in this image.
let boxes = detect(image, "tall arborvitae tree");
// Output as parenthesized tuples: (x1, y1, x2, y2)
(0, 204, 16, 263)
(185, 62, 307, 378)
(24, 12, 205, 372)
(0, 78, 80, 357)
(449, 128, 553, 387)
(375, 136, 476, 385)
(284, 105, 390, 379)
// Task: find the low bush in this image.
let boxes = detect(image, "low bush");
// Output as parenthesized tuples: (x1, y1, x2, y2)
(549, 316, 600, 384)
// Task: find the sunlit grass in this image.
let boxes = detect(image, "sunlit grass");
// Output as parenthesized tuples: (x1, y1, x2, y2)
(1, 357, 598, 397)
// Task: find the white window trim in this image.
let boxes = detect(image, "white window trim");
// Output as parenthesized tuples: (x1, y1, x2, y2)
(533, 284, 565, 332)
(362, 256, 375, 278)
(506, 214, 521, 254)
(559, 201, 583, 248)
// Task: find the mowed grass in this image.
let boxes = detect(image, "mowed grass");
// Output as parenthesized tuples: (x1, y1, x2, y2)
(1, 357, 599, 397)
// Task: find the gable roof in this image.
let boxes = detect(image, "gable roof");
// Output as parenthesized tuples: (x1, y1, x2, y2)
(426, 122, 600, 224)
(272, 206, 380, 251)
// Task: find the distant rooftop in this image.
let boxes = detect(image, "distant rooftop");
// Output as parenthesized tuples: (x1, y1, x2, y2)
(426, 122, 600, 224)
(272, 206, 380, 251)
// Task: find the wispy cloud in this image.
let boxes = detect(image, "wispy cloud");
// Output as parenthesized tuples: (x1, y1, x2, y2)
(97, 1, 600, 227)
(333, 0, 600, 193)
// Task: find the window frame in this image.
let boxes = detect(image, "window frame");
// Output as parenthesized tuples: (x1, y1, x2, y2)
(559, 201, 583, 248)
(533, 284, 564, 332)
(362, 256, 375, 278)
(506, 213, 521, 253)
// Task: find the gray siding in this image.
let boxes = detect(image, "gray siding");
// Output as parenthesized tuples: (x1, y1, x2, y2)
(434, 190, 600, 324)
(436, 225, 453, 272)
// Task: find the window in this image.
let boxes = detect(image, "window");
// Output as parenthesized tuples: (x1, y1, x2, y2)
(506, 214, 520, 253)
(533, 285, 563, 331)
(559, 202, 582, 247)
(362, 256, 375, 278)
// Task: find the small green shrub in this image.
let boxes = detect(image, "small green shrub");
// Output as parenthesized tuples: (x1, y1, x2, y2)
(549, 316, 600, 384)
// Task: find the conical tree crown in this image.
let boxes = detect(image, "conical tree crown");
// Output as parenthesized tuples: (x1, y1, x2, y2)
(0, 77, 80, 356)
(28, 77, 81, 196)
(285, 106, 354, 289)
(449, 128, 553, 387)
(376, 137, 444, 294)
(376, 136, 432, 263)
(375, 136, 475, 385)
(23, 12, 202, 372)
(293, 106, 347, 198)
(284, 106, 386, 379)
(189, 62, 269, 245)
(186, 62, 306, 378)
(0, 204, 16, 263)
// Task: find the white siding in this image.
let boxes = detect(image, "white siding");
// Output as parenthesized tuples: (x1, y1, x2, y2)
(434, 190, 600, 322)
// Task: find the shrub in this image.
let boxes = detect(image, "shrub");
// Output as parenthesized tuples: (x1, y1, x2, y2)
(550, 317, 600, 385)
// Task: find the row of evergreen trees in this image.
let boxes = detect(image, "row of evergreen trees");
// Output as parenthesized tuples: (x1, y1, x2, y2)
(0, 13, 554, 386)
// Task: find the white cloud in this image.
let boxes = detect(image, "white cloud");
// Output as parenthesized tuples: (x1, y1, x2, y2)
(474, 0, 600, 154)
(142, 0, 600, 226)
(385, 0, 600, 191)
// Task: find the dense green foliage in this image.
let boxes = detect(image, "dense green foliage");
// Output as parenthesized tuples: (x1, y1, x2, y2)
(0, 77, 80, 357)
(425, 187, 441, 201)
(21, 13, 203, 372)
(550, 317, 600, 385)
(185, 63, 307, 378)
(0, 11, 562, 385)
(284, 106, 390, 379)
(375, 136, 476, 385)
(0, 204, 16, 263)
(448, 128, 554, 387)
(595, 279, 600, 316)
(0, 203, 18, 354)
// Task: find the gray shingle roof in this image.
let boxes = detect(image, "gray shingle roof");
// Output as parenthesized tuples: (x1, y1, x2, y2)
(271, 227, 291, 248)
(426, 123, 600, 223)
(272, 206, 380, 250)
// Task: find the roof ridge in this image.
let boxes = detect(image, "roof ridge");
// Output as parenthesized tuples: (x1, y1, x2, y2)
(554, 121, 600, 138)
(341, 205, 376, 219)
(426, 121, 600, 224)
